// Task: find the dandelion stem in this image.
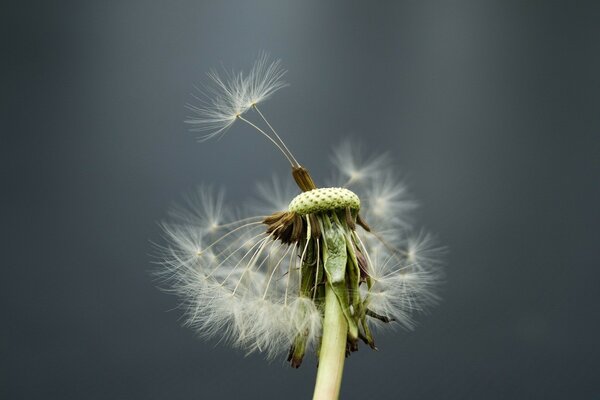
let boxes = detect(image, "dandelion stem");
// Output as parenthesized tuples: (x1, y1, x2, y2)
(312, 284, 347, 400)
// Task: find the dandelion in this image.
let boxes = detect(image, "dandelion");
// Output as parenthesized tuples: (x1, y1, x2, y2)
(158, 54, 442, 400)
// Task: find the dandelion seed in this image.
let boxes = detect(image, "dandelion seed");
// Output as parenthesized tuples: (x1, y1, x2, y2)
(331, 140, 391, 186)
(185, 52, 297, 166)
(158, 54, 443, 399)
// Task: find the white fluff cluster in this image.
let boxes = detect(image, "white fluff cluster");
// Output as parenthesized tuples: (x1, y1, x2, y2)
(330, 142, 441, 329)
(330, 139, 418, 230)
(185, 52, 287, 140)
(157, 143, 441, 358)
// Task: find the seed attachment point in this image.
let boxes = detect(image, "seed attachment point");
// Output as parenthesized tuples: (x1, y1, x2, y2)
(288, 187, 360, 215)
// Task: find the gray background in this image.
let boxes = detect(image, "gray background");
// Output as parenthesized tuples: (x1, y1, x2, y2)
(2, 1, 599, 399)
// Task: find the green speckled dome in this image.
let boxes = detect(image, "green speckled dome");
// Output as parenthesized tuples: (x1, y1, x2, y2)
(288, 187, 360, 215)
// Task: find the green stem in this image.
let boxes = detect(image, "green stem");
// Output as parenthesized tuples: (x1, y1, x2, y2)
(312, 284, 347, 400)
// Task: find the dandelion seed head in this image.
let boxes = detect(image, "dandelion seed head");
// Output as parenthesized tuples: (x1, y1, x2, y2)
(158, 147, 441, 358)
(159, 55, 442, 366)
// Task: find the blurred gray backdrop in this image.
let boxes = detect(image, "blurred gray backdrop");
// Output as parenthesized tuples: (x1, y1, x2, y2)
(2, 1, 599, 399)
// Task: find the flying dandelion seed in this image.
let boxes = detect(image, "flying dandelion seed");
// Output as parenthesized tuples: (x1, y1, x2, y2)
(157, 52, 443, 400)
